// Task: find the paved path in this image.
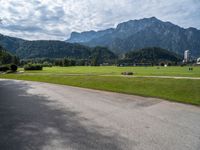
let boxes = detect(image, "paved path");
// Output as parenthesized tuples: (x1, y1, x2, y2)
(0, 79, 200, 150)
(137, 75, 200, 80)
(13, 72, 200, 80)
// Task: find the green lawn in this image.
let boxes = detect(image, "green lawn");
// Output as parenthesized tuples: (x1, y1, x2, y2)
(19, 66, 200, 77)
(1, 66, 200, 106)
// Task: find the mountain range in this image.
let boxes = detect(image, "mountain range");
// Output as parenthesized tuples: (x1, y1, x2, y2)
(0, 34, 25, 54)
(0, 34, 116, 60)
(0, 17, 199, 59)
(124, 47, 182, 64)
(0, 45, 19, 65)
(67, 17, 200, 57)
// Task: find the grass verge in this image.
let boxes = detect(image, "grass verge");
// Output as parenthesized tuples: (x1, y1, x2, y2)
(1, 73, 200, 106)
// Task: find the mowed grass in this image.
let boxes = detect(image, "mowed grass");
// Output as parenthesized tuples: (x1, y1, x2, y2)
(1, 66, 200, 105)
(21, 66, 200, 77)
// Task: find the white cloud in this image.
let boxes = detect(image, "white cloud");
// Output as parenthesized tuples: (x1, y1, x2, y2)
(0, 0, 199, 40)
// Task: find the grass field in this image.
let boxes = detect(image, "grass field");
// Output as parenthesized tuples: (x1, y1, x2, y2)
(20, 66, 200, 77)
(1, 66, 200, 105)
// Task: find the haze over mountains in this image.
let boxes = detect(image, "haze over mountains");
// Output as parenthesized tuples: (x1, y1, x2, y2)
(67, 17, 200, 57)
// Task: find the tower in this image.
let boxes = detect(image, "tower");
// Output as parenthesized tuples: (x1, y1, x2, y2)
(184, 50, 190, 63)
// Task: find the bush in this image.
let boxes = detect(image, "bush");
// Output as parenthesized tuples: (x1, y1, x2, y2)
(180, 64, 186, 67)
(167, 63, 172, 66)
(160, 62, 165, 66)
(10, 64, 18, 72)
(0, 66, 9, 72)
(24, 64, 43, 71)
(42, 61, 53, 67)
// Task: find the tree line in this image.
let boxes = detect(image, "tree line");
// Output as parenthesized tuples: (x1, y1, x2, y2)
(1, 44, 185, 68)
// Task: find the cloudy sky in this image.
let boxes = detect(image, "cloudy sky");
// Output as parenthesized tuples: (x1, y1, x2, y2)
(0, 0, 199, 41)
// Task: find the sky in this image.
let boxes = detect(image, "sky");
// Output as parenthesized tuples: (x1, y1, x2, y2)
(0, 0, 199, 41)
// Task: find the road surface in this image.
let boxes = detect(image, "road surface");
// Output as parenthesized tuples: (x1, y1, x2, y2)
(0, 79, 200, 150)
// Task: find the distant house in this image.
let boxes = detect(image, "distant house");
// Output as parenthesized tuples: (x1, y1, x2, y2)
(197, 58, 200, 65)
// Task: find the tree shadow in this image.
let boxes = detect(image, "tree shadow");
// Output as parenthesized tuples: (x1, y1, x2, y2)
(0, 80, 130, 150)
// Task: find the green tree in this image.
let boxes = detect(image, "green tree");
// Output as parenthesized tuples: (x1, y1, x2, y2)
(62, 58, 70, 66)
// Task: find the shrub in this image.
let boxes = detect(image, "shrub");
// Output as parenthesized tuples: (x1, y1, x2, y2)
(0, 66, 9, 72)
(160, 62, 165, 66)
(180, 64, 186, 67)
(167, 63, 172, 66)
(24, 64, 43, 71)
(10, 64, 18, 72)
(42, 62, 53, 67)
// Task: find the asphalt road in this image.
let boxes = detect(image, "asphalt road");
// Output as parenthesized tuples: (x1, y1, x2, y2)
(0, 79, 200, 150)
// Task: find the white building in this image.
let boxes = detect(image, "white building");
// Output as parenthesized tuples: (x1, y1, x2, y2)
(197, 58, 200, 65)
(183, 50, 190, 63)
